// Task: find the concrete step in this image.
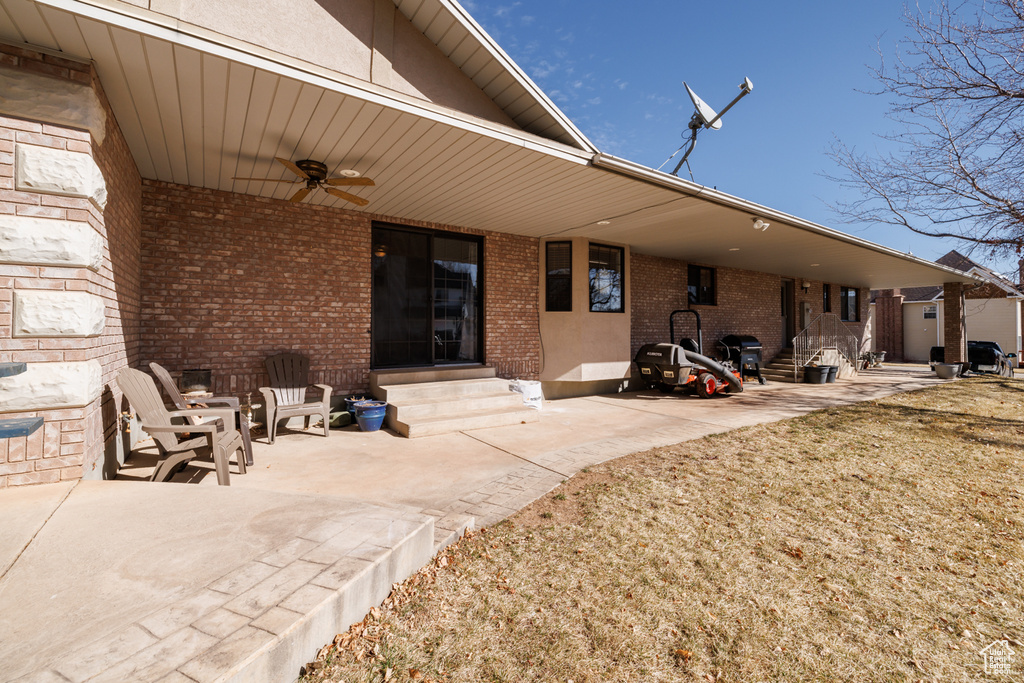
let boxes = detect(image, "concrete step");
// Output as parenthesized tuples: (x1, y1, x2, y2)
(370, 366, 495, 394)
(389, 390, 524, 421)
(375, 377, 510, 403)
(394, 406, 540, 438)
(760, 369, 799, 383)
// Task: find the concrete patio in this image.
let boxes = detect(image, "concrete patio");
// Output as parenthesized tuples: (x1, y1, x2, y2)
(0, 366, 952, 683)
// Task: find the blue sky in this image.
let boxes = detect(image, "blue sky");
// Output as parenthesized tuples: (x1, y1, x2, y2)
(465, 0, 1019, 277)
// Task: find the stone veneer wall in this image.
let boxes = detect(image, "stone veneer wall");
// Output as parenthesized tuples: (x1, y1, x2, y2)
(630, 253, 870, 362)
(139, 181, 539, 398)
(0, 44, 142, 487)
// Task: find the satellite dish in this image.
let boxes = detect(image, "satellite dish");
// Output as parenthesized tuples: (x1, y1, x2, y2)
(684, 83, 722, 130)
(667, 77, 755, 177)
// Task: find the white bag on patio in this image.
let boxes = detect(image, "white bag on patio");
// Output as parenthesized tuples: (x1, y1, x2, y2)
(509, 379, 543, 410)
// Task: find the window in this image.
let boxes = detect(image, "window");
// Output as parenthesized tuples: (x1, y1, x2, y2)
(545, 242, 572, 311)
(822, 283, 832, 313)
(923, 304, 937, 319)
(840, 286, 860, 322)
(588, 243, 624, 312)
(688, 265, 716, 306)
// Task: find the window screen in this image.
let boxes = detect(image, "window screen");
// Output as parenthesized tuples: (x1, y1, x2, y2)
(688, 265, 716, 306)
(545, 242, 572, 311)
(840, 286, 860, 322)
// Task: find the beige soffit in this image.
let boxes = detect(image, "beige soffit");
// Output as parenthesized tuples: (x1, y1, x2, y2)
(1, 2, 983, 291)
(587, 154, 980, 290)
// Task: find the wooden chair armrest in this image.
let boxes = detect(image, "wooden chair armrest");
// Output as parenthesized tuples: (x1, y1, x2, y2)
(312, 384, 332, 401)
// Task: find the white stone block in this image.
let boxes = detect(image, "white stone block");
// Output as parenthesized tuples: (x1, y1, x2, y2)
(15, 144, 107, 211)
(0, 64, 107, 144)
(0, 215, 103, 271)
(13, 291, 105, 338)
(0, 361, 102, 412)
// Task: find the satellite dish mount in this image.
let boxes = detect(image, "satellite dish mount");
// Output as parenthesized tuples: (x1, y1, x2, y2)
(670, 77, 754, 177)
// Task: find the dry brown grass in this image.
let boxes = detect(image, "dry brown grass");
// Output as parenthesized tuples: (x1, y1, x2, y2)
(302, 376, 1024, 682)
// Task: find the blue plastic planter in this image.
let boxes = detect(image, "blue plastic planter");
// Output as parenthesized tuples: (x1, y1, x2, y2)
(354, 400, 387, 432)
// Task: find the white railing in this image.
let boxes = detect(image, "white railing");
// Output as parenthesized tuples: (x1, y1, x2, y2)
(792, 313, 861, 381)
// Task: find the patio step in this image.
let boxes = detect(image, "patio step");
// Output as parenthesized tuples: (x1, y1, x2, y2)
(393, 405, 539, 438)
(388, 390, 524, 421)
(370, 366, 495, 394)
(372, 375, 539, 437)
(375, 377, 511, 403)
(761, 348, 800, 383)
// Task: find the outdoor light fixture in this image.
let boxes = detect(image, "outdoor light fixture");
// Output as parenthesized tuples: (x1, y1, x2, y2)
(728, 247, 740, 251)
(802, 281, 812, 292)
(752, 218, 769, 231)
(597, 220, 611, 225)
(373, 244, 387, 257)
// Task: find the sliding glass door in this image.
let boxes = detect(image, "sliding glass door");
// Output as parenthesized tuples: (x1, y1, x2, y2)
(371, 225, 482, 368)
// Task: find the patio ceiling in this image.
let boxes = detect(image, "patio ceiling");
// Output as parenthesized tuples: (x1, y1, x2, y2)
(1, 0, 977, 290)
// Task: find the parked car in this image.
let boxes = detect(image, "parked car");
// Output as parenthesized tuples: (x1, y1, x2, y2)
(929, 341, 1017, 377)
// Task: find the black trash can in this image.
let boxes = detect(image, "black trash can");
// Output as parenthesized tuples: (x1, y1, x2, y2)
(804, 366, 828, 384)
(826, 366, 838, 383)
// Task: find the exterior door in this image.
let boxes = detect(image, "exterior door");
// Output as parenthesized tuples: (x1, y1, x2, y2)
(371, 225, 482, 368)
(781, 279, 795, 347)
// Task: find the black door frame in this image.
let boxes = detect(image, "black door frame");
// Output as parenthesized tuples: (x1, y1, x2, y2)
(370, 222, 485, 369)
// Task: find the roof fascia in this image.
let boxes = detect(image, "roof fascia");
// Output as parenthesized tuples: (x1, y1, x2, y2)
(37, 0, 593, 165)
(591, 153, 981, 285)
(429, 0, 598, 154)
(964, 266, 1021, 296)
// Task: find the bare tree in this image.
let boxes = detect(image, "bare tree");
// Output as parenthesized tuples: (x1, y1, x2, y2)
(830, 0, 1024, 260)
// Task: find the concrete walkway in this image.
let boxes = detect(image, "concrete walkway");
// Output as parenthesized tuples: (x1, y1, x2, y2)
(0, 366, 950, 682)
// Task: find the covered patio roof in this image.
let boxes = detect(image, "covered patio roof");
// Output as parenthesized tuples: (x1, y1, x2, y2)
(2, 0, 977, 289)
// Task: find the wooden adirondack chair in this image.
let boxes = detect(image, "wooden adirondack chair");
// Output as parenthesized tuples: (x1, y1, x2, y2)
(149, 362, 254, 467)
(260, 353, 331, 444)
(116, 367, 246, 485)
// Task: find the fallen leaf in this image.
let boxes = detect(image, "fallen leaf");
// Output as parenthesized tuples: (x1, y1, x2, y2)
(409, 668, 424, 680)
(674, 649, 693, 662)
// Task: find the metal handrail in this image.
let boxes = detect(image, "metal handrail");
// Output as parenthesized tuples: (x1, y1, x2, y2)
(792, 313, 861, 381)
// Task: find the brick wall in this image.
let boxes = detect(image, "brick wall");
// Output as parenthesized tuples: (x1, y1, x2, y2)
(481, 232, 539, 380)
(630, 255, 783, 361)
(630, 254, 871, 363)
(0, 45, 142, 487)
(872, 289, 904, 361)
(139, 182, 539, 399)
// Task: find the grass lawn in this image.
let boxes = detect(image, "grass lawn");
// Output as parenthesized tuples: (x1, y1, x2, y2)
(302, 376, 1023, 682)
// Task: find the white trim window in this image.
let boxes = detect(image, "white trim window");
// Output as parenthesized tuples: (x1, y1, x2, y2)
(923, 304, 937, 319)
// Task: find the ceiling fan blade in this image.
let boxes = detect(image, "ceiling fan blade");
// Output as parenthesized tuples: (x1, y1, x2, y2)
(275, 157, 308, 179)
(289, 187, 312, 203)
(324, 186, 369, 207)
(231, 177, 303, 183)
(325, 177, 375, 187)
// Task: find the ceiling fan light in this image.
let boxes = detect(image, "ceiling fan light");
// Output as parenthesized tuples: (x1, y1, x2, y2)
(338, 169, 361, 178)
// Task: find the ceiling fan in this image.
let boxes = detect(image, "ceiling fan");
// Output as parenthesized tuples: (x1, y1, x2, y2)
(233, 158, 375, 206)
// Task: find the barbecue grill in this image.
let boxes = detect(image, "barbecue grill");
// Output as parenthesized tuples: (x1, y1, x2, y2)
(717, 334, 766, 384)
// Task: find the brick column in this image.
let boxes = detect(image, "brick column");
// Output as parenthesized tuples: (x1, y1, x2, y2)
(873, 289, 905, 361)
(943, 282, 966, 365)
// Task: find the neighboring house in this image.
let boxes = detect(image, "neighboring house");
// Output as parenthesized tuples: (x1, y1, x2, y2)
(0, 0, 977, 487)
(872, 251, 1024, 364)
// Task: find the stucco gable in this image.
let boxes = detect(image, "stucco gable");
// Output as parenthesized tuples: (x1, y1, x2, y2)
(143, 0, 576, 143)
